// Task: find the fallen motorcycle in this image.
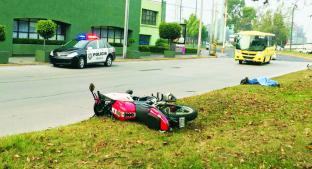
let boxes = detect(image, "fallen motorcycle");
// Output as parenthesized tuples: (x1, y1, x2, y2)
(89, 83, 197, 131)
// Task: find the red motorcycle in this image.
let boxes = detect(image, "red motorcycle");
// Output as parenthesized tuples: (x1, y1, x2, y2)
(89, 84, 197, 131)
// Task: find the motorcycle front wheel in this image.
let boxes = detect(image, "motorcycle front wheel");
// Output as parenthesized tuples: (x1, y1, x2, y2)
(93, 103, 106, 116)
(158, 104, 197, 122)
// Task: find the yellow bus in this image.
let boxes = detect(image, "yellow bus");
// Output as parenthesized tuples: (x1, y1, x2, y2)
(234, 31, 276, 64)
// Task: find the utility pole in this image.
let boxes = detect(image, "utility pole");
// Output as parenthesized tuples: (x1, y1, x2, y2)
(179, 0, 183, 23)
(290, 4, 297, 51)
(122, 0, 130, 59)
(222, 0, 228, 54)
(197, 0, 203, 56)
(209, 0, 217, 56)
(195, 0, 198, 16)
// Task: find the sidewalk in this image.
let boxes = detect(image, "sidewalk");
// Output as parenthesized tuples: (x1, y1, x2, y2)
(8, 57, 46, 65)
(5, 53, 222, 66)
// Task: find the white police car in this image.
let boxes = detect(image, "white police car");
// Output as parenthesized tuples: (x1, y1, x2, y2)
(50, 34, 116, 69)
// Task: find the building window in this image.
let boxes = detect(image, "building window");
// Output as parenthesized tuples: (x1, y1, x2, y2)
(139, 35, 151, 45)
(92, 27, 124, 44)
(13, 19, 67, 42)
(141, 9, 157, 25)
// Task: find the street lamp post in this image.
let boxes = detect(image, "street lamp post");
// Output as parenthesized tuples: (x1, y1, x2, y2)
(122, 0, 130, 59)
(290, 4, 297, 51)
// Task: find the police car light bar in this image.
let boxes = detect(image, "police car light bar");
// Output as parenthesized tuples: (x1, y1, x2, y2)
(86, 34, 99, 40)
(76, 33, 99, 41)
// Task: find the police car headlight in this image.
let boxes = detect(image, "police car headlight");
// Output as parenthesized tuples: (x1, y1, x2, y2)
(50, 50, 54, 56)
(67, 52, 78, 58)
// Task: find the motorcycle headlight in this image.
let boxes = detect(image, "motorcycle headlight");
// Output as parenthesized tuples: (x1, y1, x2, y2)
(67, 52, 78, 58)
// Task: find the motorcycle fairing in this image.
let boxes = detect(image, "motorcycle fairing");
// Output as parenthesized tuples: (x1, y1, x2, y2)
(112, 100, 136, 121)
(104, 93, 134, 102)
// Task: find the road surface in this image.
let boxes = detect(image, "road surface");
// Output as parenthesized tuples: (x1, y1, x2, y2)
(0, 58, 310, 136)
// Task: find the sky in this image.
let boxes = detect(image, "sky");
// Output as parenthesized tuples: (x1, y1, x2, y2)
(158, 0, 312, 42)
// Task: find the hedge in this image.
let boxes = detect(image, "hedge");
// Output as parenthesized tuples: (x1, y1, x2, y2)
(13, 38, 65, 45)
(139, 45, 168, 53)
(185, 48, 197, 54)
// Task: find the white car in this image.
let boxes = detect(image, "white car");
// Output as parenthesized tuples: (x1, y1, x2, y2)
(50, 36, 116, 69)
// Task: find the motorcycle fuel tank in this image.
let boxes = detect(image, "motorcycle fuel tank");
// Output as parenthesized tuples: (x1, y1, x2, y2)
(112, 100, 136, 121)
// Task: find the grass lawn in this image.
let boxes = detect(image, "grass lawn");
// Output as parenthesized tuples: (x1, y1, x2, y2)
(278, 50, 312, 60)
(1, 70, 311, 169)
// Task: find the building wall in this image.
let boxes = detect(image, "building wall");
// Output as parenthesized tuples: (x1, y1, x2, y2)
(0, 0, 141, 57)
(140, 0, 164, 45)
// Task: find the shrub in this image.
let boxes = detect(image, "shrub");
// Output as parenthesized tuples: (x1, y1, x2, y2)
(150, 46, 167, 53)
(159, 22, 181, 50)
(185, 48, 197, 54)
(139, 45, 150, 52)
(128, 38, 135, 46)
(155, 38, 169, 48)
(13, 38, 65, 45)
(0, 25, 5, 41)
(109, 43, 123, 47)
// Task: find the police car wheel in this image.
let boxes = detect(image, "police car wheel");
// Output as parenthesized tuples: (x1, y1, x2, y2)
(77, 57, 85, 69)
(105, 56, 113, 67)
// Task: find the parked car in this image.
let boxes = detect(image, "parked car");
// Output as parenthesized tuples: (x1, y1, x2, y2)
(206, 42, 210, 50)
(50, 34, 115, 69)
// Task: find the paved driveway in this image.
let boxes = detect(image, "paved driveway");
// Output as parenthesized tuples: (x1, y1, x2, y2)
(0, 58, 309, 136)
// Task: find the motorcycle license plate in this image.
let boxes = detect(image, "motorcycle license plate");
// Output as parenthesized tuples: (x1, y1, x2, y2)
(179, 117, 185, 128)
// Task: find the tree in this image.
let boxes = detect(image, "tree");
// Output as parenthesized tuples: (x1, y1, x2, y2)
(185, 14, 209, 47)
(36, 20, 57, 49)
(159, 22, 181, 50)
(254, 10, 289, 46)
(0, 25, 5, 41)
(227, 0, 245, 32)
(240, 7, 257, 31)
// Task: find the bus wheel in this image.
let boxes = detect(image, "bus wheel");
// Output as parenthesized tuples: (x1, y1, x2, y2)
(267, 57, 271, 64)
(239, 60, 243, 64)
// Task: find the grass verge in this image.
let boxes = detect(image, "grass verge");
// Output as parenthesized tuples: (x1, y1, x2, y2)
(278, 50, 312, 60)
(1, 70, 311, 169)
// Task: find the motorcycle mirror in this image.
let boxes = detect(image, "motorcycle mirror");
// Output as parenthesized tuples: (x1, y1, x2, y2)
(89, 83, 95, 92)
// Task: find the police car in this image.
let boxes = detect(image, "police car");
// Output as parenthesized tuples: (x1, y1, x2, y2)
(49, 34, 116, 69)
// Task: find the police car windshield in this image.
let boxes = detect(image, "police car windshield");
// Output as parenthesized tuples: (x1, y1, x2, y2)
(74, 40, 89, 49)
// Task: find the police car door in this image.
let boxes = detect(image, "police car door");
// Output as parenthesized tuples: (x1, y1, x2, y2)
(86, 40, 107, 63)
(86, 40, 99, 63)
(99, 40, 109, 62)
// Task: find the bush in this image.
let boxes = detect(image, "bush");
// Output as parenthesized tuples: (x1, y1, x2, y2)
(109, 43, 123, 47)
(150, 46, 167, 53)
(13, 38, 65, 45)
(185, 48, 197, 54)
(155, 38, 169, 48)
(0, 25, 5, 41)
(139, 45, 150, 52)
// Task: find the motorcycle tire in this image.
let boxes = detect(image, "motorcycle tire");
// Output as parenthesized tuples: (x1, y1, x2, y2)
(93, 103, 106, 116)
(158, 104, 197, 122)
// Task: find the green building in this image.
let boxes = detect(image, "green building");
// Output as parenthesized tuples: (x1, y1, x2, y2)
(139, 0, 166, 46)
(0, 0, 165, 62)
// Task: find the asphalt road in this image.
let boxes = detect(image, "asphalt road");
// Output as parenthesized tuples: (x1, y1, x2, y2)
(0, 58, 310, 136)
(210, 48, 312, 62)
